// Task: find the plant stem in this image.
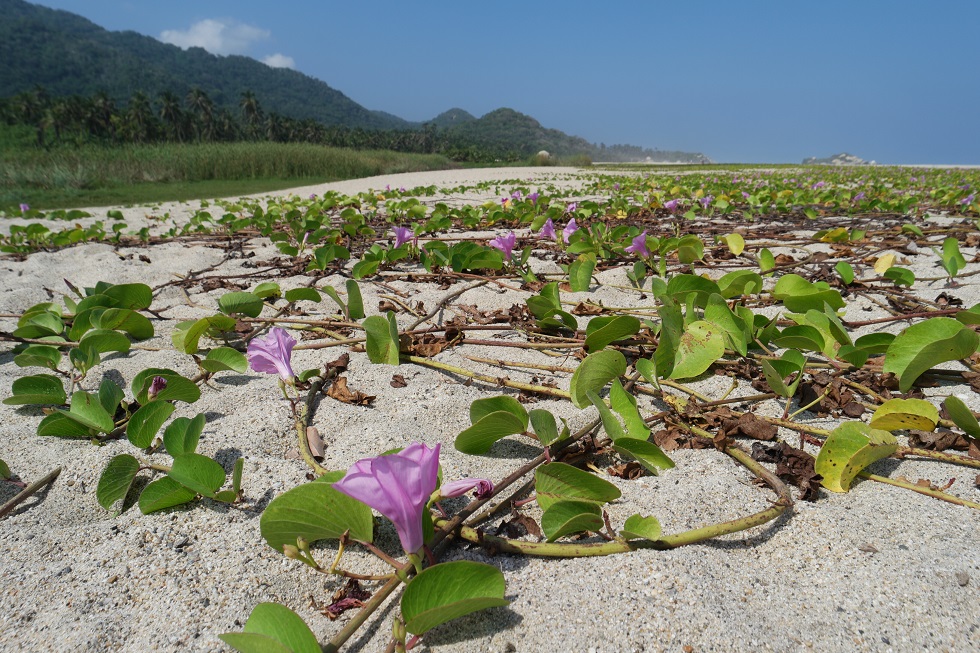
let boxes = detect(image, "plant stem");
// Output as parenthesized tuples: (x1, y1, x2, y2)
(858, 471, 980, 509)
(0, 467, 62, 519)
(404, 355, 571, 399)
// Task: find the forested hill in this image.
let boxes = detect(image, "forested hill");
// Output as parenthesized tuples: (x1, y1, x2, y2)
(0, 0, 409, 130)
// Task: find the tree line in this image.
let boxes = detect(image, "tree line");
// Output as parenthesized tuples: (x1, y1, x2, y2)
(0, 86, 510, 162)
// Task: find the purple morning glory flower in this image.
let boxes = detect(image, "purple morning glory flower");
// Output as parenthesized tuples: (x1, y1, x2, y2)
(539, 218, 556, 240)
(854, 191, 866, 201)
(385, 185, 391, 191)
(812, 181, 826, 189)
(247, 327, 296, 382)
(399, 187, 406, 192)
(664, 199, 679, 213)
(511, 190, 522, 200)
(566, 202, 578, 214)
(489, 232, 517, 261)
(528, 192, 540, 204)
(19, 203, 30, 214)
(309, 193, 317, 200)
(741, 191, 751, 200)
(624, 231, 650, 258)
(699, 195, 714, 209)
(962, 194, 976, 205)
(147, 376, 167, 400)
(613, 183, 620, 191)
(562, 219, 579, 244)
(439, 477, 494, 500)
(391, 227, 413, 248)
(333, 442, 441, 555)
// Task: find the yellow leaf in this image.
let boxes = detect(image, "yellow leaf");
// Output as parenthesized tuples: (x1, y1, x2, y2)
(873, 253, 896, 274)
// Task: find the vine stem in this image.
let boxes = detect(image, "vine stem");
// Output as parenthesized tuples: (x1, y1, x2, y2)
(434, 443, 792, 556)
(0, 467, 62, 519)
(858, 471, 980, 509)
(297, 377, 330, 476)
(404, 355, 572, 399)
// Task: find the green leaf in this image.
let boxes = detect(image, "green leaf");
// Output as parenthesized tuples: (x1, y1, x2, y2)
(13, 345, 62, 370)
(97, 454, 140, 511)
(36, 412, 91, 437)
(883, 266, 916, 287)
(541, 500, 604, 542)
(717, 233, 744, 256)
(260, 474, 374, 551)
(401, 561, 509, 635)
(569, 349, 627, 409)
(351, 258, 380, 279)
(535, 462, 621, 511)
(772, 274, 844, 312)
(588, 389, 626, 442)
(758, 248, 775, 273)
(773, 325, 826, 353)
(98, 377, 124, 416)
(528, 409, 561, 445)
(219, 632, 299, 653)
(882, 318, 980, 392)
(760, 349, 807, 398)
(704, 294, 749, 356)
(92, 308, 154, 340)
(943, 395, 980, 438)
(233, 603, 321, 653)
(219, 291, 265, 317)
(79, 329, 132, 355)
(568, 253, 596, 292)
(284, 287, 320, 304)
(102, 283, 153, 310)
(620, 514, 662, 541)
(670, 320, 726, 380)
(57, 391, 114, 433)
(469, 395, 528, 428)
(345, 280, 365, 320)
(127, 401, 175, 448)
(455, 411, 528, 455)
(363, 312, 400, 365)
(613, 438, 675, 475)
(172, 315, 237, 354)
(168, 453, 226, 499)
(252, 282, 282, 299)
(717, 270, 763, 298)
(835, 261, 855, 285)
(200, 347, 248, 373)
(868, 398, 939, 432)
(139, 476, 198, 513)
(0, 459, 9, 480)
(232, 457, 244, 494)
(584, 315, 641, 353)
(665, 274, 720, 307)
(3, 373, 66, 405)
(814, 422, 898, 493)
(163, 414, 206, 455)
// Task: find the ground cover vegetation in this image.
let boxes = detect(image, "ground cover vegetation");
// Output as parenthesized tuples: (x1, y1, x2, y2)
(2, 165, 980, 650)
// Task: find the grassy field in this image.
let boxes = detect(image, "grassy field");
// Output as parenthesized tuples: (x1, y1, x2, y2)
(0, 139, 455, 211)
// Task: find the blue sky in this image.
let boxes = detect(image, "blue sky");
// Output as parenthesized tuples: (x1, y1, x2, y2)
(32, 0, 980, 164)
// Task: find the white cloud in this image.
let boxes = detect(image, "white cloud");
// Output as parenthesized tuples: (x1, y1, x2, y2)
(160, 19, 269, 56)
(262, 53, 295, 69)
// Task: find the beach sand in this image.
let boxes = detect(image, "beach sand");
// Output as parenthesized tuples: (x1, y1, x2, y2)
(1, 167, 978, 652)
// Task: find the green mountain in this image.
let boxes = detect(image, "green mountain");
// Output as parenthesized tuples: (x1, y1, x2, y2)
(0, 0, 409, 130)
(429, 108, 477, 128)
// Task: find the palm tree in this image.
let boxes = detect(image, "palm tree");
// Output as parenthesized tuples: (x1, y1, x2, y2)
(239, 90, 263, 141)
(157, 91, 185, 142)
(124, 92, 155, 143)
(186, 87, 215, 142)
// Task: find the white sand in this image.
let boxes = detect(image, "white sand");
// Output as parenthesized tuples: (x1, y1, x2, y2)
(1, 167, 978, 652)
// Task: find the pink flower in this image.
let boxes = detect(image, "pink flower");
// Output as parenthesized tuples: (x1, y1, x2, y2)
(664, 199, 679, 213)
(624, 231, 650, 258)
(19, 203, 29, 214)
(391, 227, 413, 248)
(489, 231, 517, 261)
(333, 443, 442, 555)
(539, 218, 556, 240)
(439, 477, 494, 500)
(246, 327, 296, 382)
(147, 376, 167, 400)
(565, 202, 578, 214)
(562, 219, 579, 244)
(528, 192, 540, 204)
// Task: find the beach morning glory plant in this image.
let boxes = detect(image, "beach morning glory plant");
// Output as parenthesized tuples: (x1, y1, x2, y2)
(624, 231, 651, 258)
(391, 226, 414, 249)
(562, 219, 579, 244)
(539, 218, 556, 240)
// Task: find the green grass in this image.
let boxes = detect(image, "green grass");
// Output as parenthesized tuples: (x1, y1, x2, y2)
(0, 141, 456, 211)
